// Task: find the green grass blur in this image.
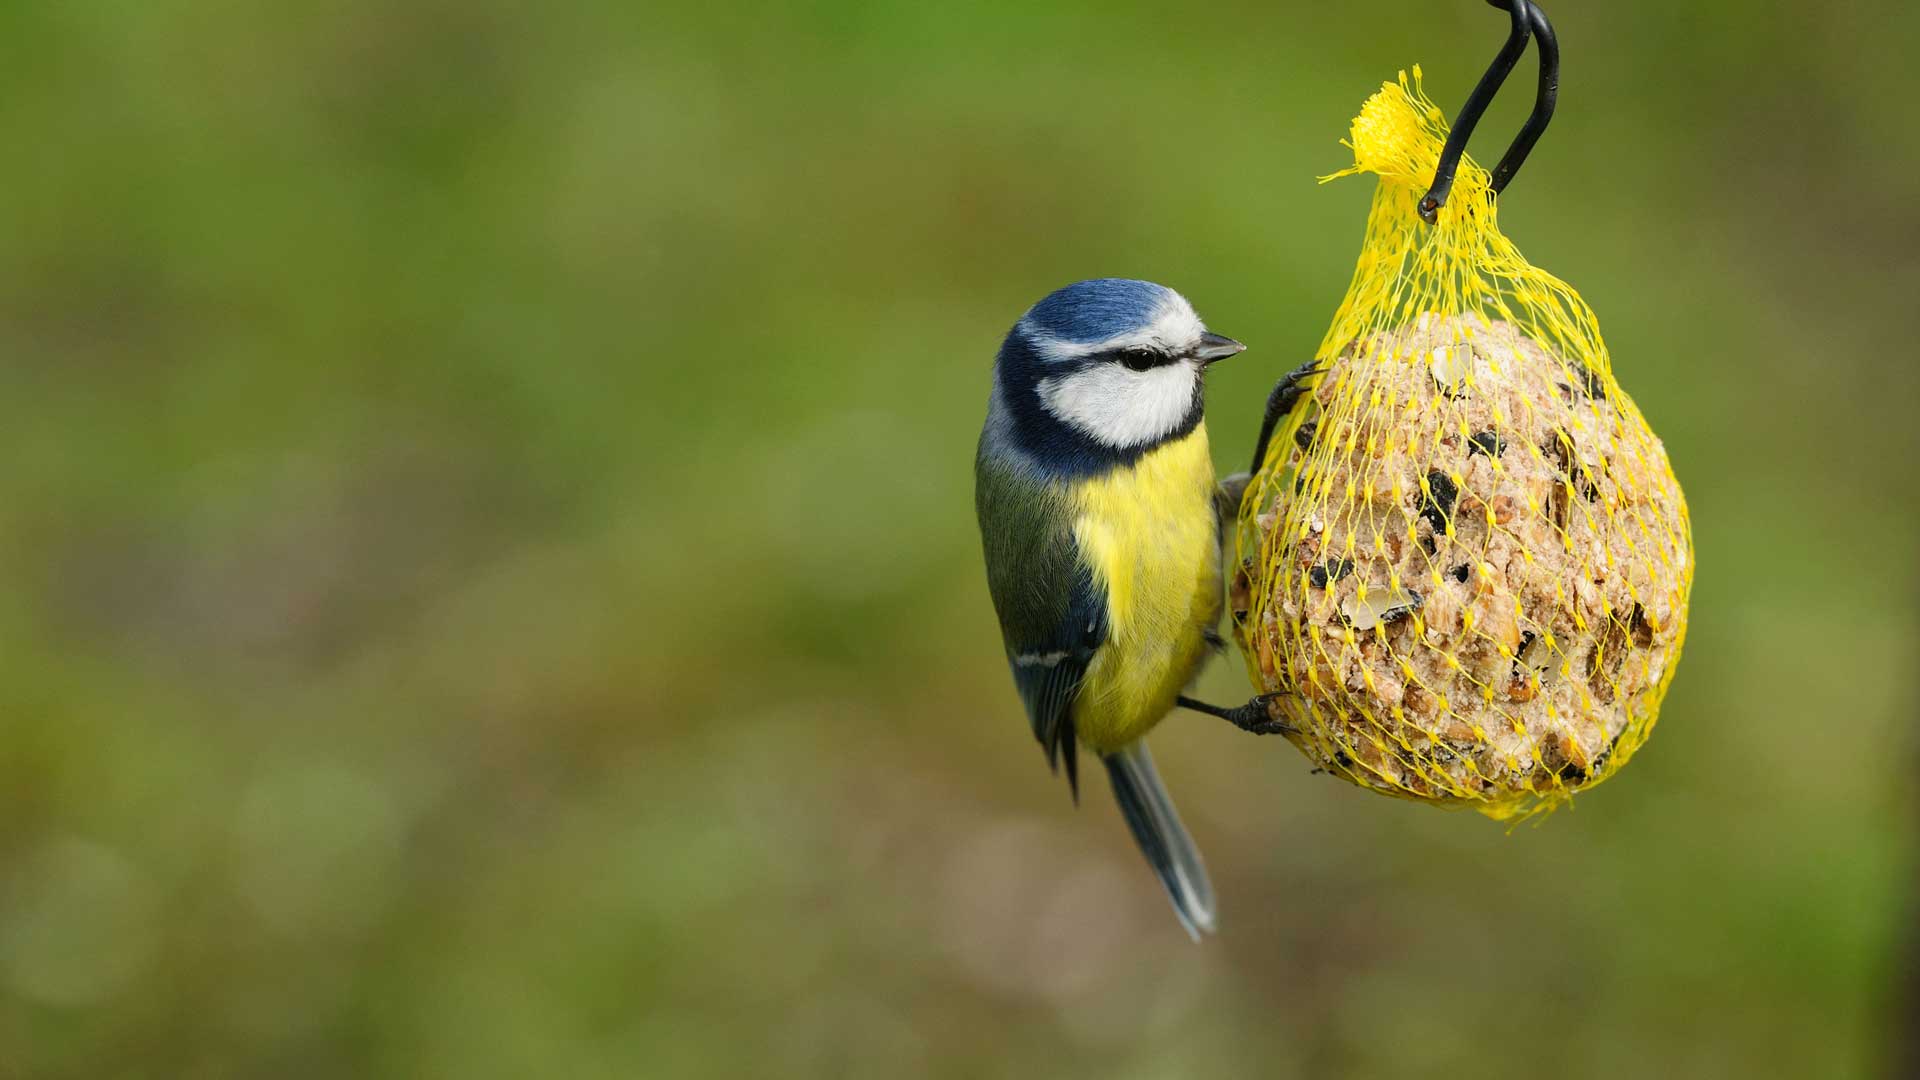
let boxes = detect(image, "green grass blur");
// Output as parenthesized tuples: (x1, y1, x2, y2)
(0, 3, 1915, 1076)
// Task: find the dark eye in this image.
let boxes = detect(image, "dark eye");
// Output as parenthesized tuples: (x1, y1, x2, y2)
(1116, 348, 1162, 372)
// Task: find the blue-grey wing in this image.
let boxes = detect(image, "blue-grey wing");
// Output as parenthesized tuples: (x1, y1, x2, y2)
(1005, 562, 1108, 798)
(976, 453, 1109, 798)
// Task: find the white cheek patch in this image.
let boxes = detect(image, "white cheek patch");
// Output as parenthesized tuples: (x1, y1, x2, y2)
(1038, 361, 1198, 449)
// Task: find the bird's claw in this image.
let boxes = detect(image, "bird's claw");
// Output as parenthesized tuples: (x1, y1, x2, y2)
(1177, 693, 1297, 736)
(1250, 360, 1328, 475)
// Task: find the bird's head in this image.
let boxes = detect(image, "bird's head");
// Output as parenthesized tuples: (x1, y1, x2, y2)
(994, 279, 1244, 458)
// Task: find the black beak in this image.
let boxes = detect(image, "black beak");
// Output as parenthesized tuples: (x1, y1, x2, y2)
(1193, 332, 1246, 365)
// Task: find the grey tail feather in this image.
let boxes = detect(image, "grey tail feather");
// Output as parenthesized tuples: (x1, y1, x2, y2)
(1103, 741, 1217, 940)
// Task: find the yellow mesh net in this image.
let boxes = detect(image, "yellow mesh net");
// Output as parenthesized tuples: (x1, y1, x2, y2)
(1231, 69, 1693, 821)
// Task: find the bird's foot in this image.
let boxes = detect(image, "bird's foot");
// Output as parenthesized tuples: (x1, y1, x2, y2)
(1177, 694, 1295, 736)
(1248, 360, 1326, 475)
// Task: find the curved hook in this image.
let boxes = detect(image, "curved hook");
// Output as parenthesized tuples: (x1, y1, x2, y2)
(1488, 3, 1558, 196)
(1417, 0, 1560, 223)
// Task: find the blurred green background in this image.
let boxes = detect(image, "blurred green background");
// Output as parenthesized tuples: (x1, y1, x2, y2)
(2, 2, 1915, 1076)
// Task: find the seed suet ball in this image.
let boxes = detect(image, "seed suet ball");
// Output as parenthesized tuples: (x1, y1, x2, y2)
(1233, 314, 1691, 819)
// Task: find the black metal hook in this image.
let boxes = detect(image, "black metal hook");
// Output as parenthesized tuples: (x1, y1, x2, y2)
(1416, 0, 1560, 223)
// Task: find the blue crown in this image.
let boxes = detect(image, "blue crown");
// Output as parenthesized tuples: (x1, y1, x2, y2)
(1020, 279, 1176, 345)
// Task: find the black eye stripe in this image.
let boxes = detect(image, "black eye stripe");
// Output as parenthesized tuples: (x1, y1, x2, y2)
(1110, 347, 1175, 371)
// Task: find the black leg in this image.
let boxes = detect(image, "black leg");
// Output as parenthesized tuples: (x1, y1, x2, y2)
(1177, 694, 1294, 736)
(1249, 360, 1323, 475)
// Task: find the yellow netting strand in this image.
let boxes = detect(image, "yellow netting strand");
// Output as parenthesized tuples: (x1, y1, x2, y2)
(1232, 69, 1693, 821)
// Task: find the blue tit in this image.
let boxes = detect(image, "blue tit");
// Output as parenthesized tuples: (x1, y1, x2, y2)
(975, 278, 1308, 939)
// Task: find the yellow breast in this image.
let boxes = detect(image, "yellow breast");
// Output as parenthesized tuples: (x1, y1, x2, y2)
(1069, 424, 1223, 751)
